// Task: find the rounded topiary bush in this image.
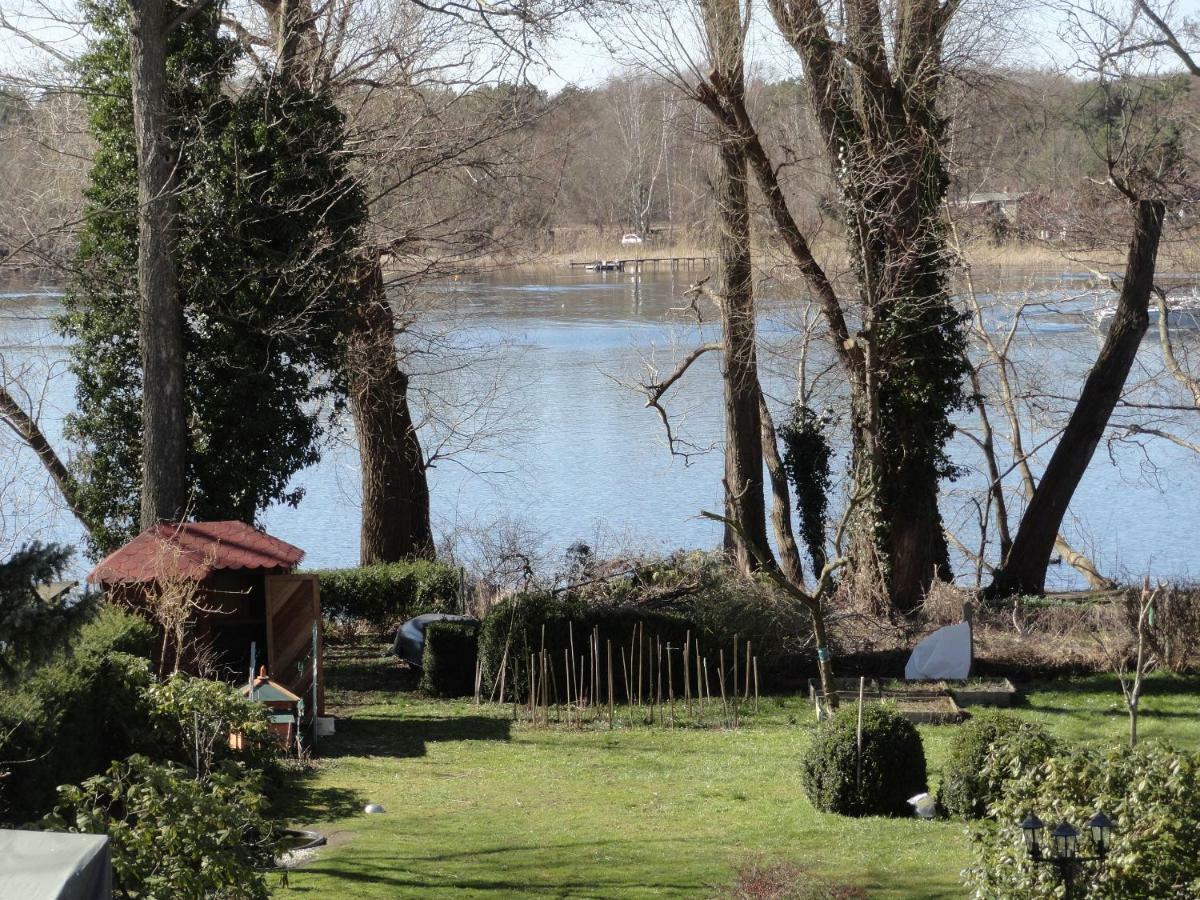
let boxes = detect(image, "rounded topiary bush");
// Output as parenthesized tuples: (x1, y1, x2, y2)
(939, 713, 1059, 820)
(802, 703, 927, 817)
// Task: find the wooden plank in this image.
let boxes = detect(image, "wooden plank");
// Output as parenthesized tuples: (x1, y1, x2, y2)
(265, 574, 324, 718)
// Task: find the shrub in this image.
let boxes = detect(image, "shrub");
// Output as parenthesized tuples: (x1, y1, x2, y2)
(684, 574, 810, 689)
(596, 550, 810, 689)
(0, 608, 155, 824)
(314, 560, 460, 632)
(964, 742, 1200, 898)
(46, 755, 276, 900)
(938, 713, 1057, 820)
(1131, 584, 1200, 673)
(801, 704, 927, 817)
(147, 673, 274, 775)
(420, 620, 481, 697)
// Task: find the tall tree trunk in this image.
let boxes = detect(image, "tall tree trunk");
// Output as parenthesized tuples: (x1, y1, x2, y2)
(259, 0, 434, 564)
(345, 259, 434, 564)
(721, 5, 964, 614)
(714, 134, 773, 574)
(128, 0, 187, 529)
(989, 199, 1165, 597)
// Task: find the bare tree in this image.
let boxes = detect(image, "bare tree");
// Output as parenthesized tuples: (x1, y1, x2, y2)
(988, 0, 1194, 597)
(237, 0, 579, 564)
(1093, 580, 1159, 748)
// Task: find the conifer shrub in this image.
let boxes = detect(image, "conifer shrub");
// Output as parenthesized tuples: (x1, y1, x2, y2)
(0, 608, 154, 824)
(801, 704, 927, 817)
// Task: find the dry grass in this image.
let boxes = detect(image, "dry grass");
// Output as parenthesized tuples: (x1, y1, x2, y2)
(822, 578, 1195, 680)
(720, 859, 869, 900)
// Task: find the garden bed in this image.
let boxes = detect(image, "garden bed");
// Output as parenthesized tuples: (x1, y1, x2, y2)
(809, 678, 965, 724)
(948, 678, 1017, 707)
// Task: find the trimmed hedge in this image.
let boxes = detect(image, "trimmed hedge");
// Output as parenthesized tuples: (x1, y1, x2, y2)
(801, 704, 927, 817)
(477, 593, 694, 701)
(938, 712, 1057, 820)
(420, 620, 481, 697)
(314, 560, 460, 631)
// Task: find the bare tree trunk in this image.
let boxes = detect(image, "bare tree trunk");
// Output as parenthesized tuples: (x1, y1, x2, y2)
(989, 199, 1165, 597)
(759, 397, 807, 588)
(345, 259, 434, 564)
(0, 386, 97, 536)
(129, 0, 187, 529)
(713, 129, 772, 574)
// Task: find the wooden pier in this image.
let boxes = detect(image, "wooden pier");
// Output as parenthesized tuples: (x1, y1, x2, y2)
(568, 256, 714, 273)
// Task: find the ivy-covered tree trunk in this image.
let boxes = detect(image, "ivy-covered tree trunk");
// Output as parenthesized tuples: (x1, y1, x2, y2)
(842, 172, 961, 614)
(765, 0, 967, 615)
(989, 199, 1165, 597)
(65, 1, 363, 556)
(258, 0, 436, 566)
(127, 0, 186, 528)
(345, 260, 435, 564)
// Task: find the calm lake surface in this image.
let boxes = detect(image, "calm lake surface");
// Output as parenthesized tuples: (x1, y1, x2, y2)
(2, 269, 1197, 590)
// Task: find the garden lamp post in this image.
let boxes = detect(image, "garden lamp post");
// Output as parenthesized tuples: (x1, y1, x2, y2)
(1021, 811, 1115, 899)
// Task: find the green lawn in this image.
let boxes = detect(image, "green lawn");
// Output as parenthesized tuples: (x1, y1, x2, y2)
(273, 646, 1200, 899)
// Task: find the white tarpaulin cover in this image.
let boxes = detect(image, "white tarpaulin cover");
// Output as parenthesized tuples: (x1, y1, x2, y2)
(0, 829, 111, 900)
(904, 622, 972, 681)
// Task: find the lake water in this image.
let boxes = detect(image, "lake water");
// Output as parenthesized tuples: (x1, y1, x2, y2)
(2, 269, 1198, 590)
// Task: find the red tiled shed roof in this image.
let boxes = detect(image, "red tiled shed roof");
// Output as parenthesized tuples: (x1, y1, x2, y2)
(88, 521, 304, 584)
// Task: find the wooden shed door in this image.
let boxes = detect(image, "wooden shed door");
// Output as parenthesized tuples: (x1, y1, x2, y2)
(265, 574, 324, 717)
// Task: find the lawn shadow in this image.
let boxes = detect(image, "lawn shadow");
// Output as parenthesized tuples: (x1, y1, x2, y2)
(324, 643, 421, 698)
(277, 837, 706, 898)
(281, 783, 368, 824)
(1022, 675, 1200, 698)
(317, 713, 512, 760)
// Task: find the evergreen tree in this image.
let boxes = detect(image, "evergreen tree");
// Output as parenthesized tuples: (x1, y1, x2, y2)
(0, 543, 91, 678)
(65, 0, 365, 554)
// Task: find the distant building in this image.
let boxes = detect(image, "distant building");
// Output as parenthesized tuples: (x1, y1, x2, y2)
(952, 191, 1041, 244)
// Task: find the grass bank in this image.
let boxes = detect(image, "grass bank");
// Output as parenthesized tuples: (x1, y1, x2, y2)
(273, 641, 1200, 898)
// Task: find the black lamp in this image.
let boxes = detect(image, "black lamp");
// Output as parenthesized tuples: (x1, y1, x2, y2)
(1021, 810, 1115, 900)
(1088, 810, 1115, 854)
(1050, 821, 1079, 858)
(1021, 813, 1045, 860)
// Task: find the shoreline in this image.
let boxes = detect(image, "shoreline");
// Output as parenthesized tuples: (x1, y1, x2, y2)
(469, 238, 1193, 278)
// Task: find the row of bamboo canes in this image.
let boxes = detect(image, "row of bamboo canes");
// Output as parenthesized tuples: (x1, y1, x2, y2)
(473, 622, 760, 729)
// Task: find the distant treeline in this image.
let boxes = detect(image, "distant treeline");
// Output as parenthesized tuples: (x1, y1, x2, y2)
(1, 67, 1194, 267)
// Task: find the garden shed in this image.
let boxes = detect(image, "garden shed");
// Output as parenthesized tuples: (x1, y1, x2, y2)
(88, 520, 324, 717)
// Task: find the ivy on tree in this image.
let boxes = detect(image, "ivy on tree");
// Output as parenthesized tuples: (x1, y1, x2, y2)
(65, 0, 365, 555)
(778, 403, 833, 575)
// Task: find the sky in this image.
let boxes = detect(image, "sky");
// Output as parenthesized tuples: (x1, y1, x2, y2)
(3, 0, 1200, 94)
